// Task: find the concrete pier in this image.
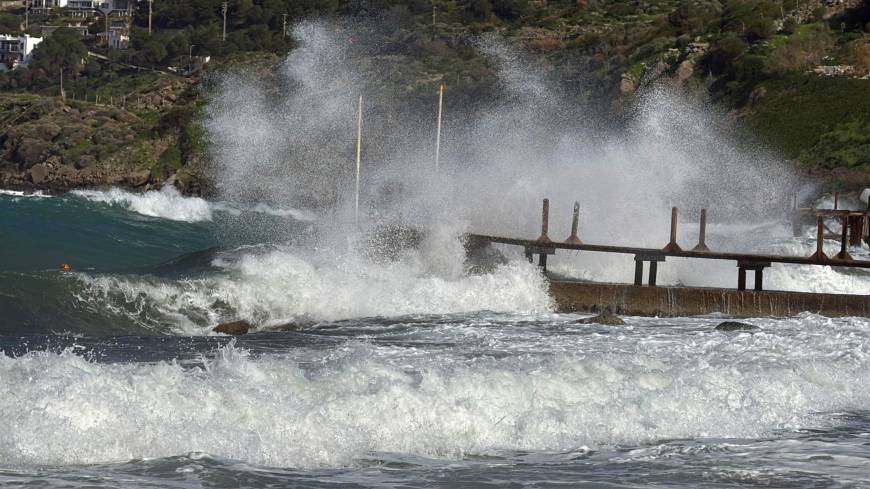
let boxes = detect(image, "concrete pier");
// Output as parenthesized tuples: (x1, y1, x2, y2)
(466, 197, 870, 318)
(550, 281, 870, 318)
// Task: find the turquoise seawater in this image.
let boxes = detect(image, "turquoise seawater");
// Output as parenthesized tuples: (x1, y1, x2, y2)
(0, 189, 313, 335)
(2, 189, 870, 488)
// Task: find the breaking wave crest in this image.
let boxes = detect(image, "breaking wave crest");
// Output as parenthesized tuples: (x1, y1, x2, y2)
(3, 317, 870, 468)
(73, 187, 213, 222)
(71, 187, 314, 223)
(72, 247, 552, 334)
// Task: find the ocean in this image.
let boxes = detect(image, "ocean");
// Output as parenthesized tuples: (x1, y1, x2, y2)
(1, 187, 870, 488)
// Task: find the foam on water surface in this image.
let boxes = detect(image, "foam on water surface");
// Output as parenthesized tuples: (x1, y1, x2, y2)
(2, 314, 870, 469)
(73, 187, 214, 222)
(72, 246, 553, 335)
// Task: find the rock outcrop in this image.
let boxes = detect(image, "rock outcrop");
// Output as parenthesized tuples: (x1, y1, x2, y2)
(576, 306, 625, 325)
(714, 321, 759, 332)
(0, 79, 206, 195)
(213, 320, 253, 335)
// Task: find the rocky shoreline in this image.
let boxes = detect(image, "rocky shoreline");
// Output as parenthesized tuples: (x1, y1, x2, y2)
(0, 163, 205, 196)
(0, 78, 207, 196)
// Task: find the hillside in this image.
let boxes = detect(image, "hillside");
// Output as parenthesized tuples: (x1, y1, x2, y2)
(1, 0, 869, 195)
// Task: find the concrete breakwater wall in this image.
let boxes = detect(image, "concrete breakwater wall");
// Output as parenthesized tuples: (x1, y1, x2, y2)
(550, 281, 870, 318)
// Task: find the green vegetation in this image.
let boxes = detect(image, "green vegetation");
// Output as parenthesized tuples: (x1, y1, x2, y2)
(152, 146, 182, 180)
(745, 73, 870, 159)
(802, 119, 870, 169)
(1, 0, 869, 191)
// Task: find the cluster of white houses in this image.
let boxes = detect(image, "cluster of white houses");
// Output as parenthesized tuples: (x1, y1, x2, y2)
(30, 0, 132, 17)
(0, 0, 133, 69)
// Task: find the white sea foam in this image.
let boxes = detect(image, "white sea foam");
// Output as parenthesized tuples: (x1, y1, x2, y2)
(0, 189, 49, 198)
(73, 187, 213, 222)
(3, 315, 870, 468)
(72, 241, 552, 334)
(72, 187, 315, 223)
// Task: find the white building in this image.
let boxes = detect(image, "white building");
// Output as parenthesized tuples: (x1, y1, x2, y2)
(0, 34, 42, 70)
(97, 28, 129, 49)
(31, 0, 68, 14)
(67, 0, 131, 17)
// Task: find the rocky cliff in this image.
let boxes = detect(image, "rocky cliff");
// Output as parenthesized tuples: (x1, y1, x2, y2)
(0, 78, 207, 195)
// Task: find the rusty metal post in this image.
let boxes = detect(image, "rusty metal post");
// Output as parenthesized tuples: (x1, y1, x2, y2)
(849, 216, 863, 247)
(566, 201, 582, 244)
(538, 253, 548, 271)
(737, 267, 747, 291)
(663, 207, 682, 252)
(754, 270, 763, 291)
(865, 200, 870, 246)
(537, 198, 551, 243)
(693, 208, 710, 251)
(810, 216, 828, 262)
(634, 259, 643, 286)
(648, 261, 658, 287)
(835, 216, 853, 260)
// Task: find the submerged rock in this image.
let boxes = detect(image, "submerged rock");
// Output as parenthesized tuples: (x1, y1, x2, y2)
(715, 321, 759, 332)
(213, 320, 253, 335)
(576, 307, 625, 326)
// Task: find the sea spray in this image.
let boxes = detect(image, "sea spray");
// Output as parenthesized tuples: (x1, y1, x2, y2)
(206, 20, 802, 251)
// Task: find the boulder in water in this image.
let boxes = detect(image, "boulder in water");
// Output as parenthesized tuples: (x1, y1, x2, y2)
(576, 306, 625, 325)
(715, 321, 759, 332)
(213, 320, 253, 335)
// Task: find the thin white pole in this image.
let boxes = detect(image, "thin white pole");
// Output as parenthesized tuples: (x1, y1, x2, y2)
(434, 83, 444, 170)
(355, 94, 363, 223)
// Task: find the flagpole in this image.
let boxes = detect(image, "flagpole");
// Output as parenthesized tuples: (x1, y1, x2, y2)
(355, 94, 363, 224)
(434, 83, 444, 170)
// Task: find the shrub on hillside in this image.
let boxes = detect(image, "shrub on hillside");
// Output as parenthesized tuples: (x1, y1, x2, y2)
(722, 0, 779, 41)
(703, 32, 747, 75)
(845, 39, 870, 75)
(765, 24, 835, 74)
(800, 119, 870, 169)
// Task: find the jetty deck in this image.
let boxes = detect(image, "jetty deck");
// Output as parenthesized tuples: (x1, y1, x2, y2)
(467, 199, 870, 317)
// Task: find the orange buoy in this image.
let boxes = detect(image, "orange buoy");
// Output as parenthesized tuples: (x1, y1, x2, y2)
(60, 263, 71, 271)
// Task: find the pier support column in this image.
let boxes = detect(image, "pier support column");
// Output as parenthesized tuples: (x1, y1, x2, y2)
(649, 261, 659, 286)
(635, 254, 665, 287)
(737, 260, 771, 291)
(526, 244, 555, 273)
(836, 216, 853, 261)
(848, 216, 863, 247)
(809, 217, 829, 262)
